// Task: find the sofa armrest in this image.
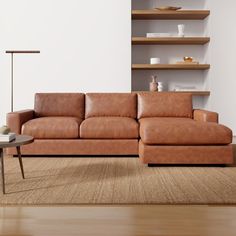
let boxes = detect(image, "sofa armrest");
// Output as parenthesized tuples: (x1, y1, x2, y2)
(193, 109, 219, 123)
(7, 109, 35, 134)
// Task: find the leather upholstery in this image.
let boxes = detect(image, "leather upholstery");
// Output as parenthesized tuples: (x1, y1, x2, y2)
(85, 93, 137, 118)
(35, 93, 85, 119)
(7, 139, 138, 155)
(7, 110, 34, 134)
(137, 92, 193, 119)
(22, 117, 82, 139)
(139, 140, 234, 164)
(194, 109, 219, 123)
(139, 117, 232, 145)
(80, 117, 139, 139)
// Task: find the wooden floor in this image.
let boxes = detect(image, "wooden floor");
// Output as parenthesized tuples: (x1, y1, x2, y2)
(0, 206, 236, 236)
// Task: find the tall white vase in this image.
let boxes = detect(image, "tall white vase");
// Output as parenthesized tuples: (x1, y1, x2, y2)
(178, 24, 185, 37)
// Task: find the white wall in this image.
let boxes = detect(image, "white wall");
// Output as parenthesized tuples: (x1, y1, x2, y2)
(206, 0, 236, 134)
(0, 0, 131, 125)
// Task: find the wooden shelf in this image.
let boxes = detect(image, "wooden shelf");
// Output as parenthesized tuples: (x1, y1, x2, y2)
(132, 91, 210, 96)
(132, 10, 210, 20)
(132, 64, 210, 70)
(132, 37, 210, 45)
(173, 91, 210, 96)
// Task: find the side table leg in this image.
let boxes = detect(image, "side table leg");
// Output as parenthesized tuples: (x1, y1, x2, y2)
(0, 148, 5, 194)
(16, 146, 25, 179)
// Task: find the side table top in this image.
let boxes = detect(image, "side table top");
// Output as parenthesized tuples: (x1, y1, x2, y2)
(0, 135, 34, 148)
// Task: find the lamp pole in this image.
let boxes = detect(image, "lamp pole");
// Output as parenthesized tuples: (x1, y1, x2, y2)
(11, 53, 14, 113)
(5, 50, 40, 112)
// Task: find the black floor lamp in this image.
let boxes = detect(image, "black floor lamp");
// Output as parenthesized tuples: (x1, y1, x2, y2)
(5, 50, 40, 112)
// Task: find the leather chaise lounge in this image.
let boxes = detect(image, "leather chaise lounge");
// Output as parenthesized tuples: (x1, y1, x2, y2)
(7, 92, 233, 165)
(138, 93, 233, 165)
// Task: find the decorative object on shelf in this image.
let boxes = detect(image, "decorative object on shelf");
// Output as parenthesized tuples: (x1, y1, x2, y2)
(5, 50, 40, 112)
(158, 82, 164, 92)
(149, 75, 159, 92)
(155, 6, 182, 11)
(0, 126, 10, 135)
(176, 57, 199, 64)
(184, 56, 193, 63)
(146, 33, 172, 38)
(178, 24, 185, 37)
(150, 58, 161, 64)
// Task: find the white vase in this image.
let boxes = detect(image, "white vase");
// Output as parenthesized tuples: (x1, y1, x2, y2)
(158, 82, 164, 92)
(149, 76, 158, 92)
(178, 24, 185, 37)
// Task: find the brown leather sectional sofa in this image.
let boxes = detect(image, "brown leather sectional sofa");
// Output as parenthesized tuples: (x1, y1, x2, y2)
(7, 92, 233, 165)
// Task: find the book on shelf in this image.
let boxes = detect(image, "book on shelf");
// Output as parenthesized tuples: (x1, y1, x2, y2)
(174, 86, 198, 92)
(176, 61, 199, 65)
(0, 133, 16, 143)
(146, 33, 172, 38)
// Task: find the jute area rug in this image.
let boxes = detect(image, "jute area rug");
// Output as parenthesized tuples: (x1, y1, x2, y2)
(1, 156, 236, 205)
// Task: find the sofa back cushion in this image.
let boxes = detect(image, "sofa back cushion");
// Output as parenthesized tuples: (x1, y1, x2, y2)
(137, 92, 193, 119)
(85, 93, 137, 118)
(35, 93, 85, 119)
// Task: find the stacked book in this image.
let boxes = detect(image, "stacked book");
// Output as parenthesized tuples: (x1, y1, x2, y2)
(174, 86, 197, 92)
(0, 133, 16, 143)
(146, 33, 172, 38)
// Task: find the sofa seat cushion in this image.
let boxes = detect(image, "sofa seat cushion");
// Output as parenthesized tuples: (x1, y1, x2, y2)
(22, 117, 82, 139)
(80, 117, 139, 139)
(139, 117, 232, 145)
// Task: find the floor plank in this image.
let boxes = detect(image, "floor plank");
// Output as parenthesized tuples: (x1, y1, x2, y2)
(1, 206, 236, 236)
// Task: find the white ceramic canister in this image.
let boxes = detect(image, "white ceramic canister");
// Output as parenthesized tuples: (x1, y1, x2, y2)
(150, 58, 161, 64)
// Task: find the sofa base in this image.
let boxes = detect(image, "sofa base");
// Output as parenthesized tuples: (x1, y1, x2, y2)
(139, 140, 234, 164)
(147, 163, 227, 167)
(7, 139, 138, 156)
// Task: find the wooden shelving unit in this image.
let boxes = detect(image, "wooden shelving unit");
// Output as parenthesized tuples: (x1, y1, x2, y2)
(131, 4, 210, 97)
(132, 37, 210, 45)
(132, 64, 210, 70)
(133, 91, 210, 96)
(132, 10, 210, 20)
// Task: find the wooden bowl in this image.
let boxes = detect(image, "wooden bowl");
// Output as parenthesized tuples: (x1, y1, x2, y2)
(183, 57, 193, 63)
(155, 6, 182, 11)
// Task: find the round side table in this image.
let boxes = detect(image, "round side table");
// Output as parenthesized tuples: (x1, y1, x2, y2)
(0, 135, 34, 194)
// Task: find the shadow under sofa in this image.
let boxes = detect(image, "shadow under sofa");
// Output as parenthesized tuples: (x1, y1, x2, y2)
(6, 92, 233, 165)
